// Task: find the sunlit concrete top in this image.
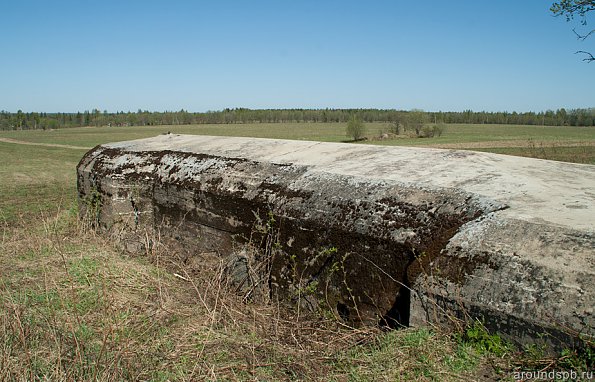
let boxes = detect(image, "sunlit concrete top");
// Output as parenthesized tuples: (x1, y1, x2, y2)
(106, 134, 595, 232)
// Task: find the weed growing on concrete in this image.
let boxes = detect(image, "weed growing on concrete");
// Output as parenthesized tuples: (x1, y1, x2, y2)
(459, 319, 512, 357)
(81, 186, 101, 229)
(558, 338, 594, 371)
(519, 335, 595, 374)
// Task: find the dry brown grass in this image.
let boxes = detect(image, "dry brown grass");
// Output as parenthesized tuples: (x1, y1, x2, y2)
(1, 203, 513, 381)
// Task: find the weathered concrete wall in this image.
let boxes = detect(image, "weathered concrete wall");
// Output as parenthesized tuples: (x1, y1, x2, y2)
(77, 134, 594, 350)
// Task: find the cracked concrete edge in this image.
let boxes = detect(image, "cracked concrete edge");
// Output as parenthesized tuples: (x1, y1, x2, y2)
(410, 213, 594, 350)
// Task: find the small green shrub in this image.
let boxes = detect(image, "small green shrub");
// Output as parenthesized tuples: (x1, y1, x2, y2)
(390, 121, 404, 135)
(419, 123, 446, 138)
(434, 122, 446, 137)
(420, 125, 435, 138)
(460, 319, 511, 357)
(346, 115, 366, 141)
(558, 338, 594, 371)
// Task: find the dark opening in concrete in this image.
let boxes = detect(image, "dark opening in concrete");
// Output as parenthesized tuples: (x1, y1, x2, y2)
(337, 302, 350, 321)
(380, 281, 411, 329)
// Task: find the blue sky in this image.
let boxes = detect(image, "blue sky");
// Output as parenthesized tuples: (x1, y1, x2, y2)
(1, 0, 593, 112)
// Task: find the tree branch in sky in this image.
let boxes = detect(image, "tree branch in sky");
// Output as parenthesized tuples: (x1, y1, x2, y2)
(552, 0, 594, 62)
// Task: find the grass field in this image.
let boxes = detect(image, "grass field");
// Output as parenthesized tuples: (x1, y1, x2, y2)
(1, 124, 593, 380)
(1, 122, 594, 163)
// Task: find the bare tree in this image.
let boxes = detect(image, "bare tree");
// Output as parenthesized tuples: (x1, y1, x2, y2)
(551, 0, 595, 62)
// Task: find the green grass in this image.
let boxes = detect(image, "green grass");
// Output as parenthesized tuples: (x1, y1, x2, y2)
(333, 328, 484, 381)
(472, 145, 595, 164)
(1, 122, 594, 148)
(2, 122, 593, 165)
(381, 123, 595, 145)
(0, 142, 83, 223)
(0, 123, 368, 147)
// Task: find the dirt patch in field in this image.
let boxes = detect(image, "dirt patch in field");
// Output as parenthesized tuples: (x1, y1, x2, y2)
(422, 139, 595, 149)
(0, 137, 90, 150)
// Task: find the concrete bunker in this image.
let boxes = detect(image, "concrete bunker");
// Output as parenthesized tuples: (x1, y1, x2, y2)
(77, 134, 595, 351)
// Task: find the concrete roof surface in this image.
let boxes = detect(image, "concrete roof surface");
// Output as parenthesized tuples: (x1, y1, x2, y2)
(105, 134, 595, 232)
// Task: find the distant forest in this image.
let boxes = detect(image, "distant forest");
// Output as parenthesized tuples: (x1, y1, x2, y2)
(1, 108, 594, 130)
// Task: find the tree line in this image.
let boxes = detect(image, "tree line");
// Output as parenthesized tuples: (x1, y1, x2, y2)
(1, 108, 594, 131)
